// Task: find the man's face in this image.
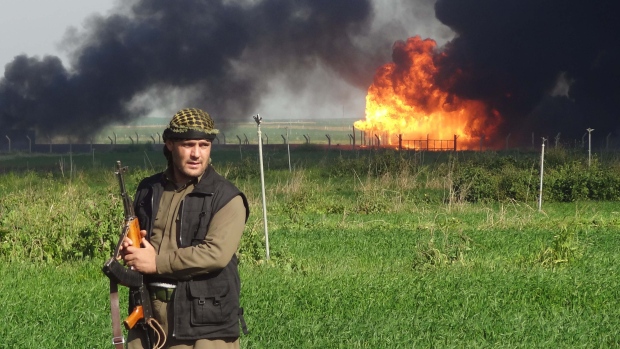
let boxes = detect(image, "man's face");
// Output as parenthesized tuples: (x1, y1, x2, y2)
(166, 139, 212, 183)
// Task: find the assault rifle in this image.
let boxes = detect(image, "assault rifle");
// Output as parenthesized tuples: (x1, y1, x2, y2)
(102, 161, 161, 349)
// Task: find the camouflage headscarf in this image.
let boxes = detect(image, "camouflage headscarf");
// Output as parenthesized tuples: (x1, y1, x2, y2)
(162, 108, 219, 141)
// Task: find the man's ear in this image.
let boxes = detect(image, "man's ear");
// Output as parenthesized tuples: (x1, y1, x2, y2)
(165, 140, 174, 151)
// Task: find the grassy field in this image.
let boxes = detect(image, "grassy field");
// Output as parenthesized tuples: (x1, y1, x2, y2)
(87, 117, 358, 146)
(1, 147, 620, 348)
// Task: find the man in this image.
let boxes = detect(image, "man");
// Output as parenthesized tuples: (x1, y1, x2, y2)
(121, 108, 249, 349)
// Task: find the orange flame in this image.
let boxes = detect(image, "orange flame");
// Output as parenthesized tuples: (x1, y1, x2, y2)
(355, 36, 502, 150)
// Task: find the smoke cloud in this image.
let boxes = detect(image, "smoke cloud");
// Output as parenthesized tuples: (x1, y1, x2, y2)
(4, 0, 613, 143)
(433, 0, 620, 141)
(0, 0, 392, 139)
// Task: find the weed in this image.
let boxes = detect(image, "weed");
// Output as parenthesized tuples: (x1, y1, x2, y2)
(537, 226, 584, 268)
(412, 227, 473, 270)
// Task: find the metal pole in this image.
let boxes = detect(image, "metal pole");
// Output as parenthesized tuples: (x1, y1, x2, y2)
(253, 114, 270, 260)
(5, 135, 10, 152)
(606, 133, 611, 151)
(582, 133, 587, 148)
(587, 128, 594, 168)
(286, 127, 291, 172)
(26, 135, 31, 153)
(538, 138, 546, 211)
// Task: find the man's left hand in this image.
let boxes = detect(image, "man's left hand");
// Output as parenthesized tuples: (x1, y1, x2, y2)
(123, 238, 157, 274)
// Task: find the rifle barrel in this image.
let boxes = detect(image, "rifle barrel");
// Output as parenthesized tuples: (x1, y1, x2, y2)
(115, 161, 135, 218)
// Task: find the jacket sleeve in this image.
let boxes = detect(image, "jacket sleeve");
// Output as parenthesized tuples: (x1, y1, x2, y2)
(154, 195, 246, 279)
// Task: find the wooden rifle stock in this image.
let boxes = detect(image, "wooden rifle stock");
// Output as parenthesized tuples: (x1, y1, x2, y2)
(124, 305, 144, 330)
(123, 216, 145, 329)
(125, 217, 142, 251)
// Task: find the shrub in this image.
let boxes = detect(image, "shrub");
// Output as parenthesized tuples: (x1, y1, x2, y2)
(452, 163, 499, 203)
(0, 172, 122, 261)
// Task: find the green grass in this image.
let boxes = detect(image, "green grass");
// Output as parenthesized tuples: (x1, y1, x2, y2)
(1, 203, 619, 348)
(243, 203, 620, 348)
(1, 149, 620, 347)
(0, 261, 112, 348)
(80, 117, 358, 146)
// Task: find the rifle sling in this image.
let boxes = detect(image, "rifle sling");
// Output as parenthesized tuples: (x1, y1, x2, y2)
(109, 281, 125, 349)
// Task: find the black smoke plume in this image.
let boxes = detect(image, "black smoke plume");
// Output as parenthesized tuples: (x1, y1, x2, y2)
(433, 0, 620, 141)
(5, 0, 616, 144)
(0, 0, 384, 139)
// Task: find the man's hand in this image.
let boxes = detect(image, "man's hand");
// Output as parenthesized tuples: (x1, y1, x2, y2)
(121, 230, 157, 274)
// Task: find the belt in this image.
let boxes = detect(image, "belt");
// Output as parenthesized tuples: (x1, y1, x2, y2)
(149, 284, 176, 302)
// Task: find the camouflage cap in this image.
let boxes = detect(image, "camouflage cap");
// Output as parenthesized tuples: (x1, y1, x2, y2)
(162, 108, 219, 141)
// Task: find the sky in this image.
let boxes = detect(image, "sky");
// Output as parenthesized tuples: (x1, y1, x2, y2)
(0, 0, 451, 124)
(0, 0, 118, 67)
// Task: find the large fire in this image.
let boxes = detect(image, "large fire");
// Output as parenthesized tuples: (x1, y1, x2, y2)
(354, 36, 501, 150)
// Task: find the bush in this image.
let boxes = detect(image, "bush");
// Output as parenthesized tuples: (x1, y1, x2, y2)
(543, 160, 620, 202)
(452, 163, 499, 203)
(0, 172, 122, 261)
(326, 150, 417, 178)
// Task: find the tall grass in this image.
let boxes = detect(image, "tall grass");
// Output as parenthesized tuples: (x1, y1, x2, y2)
(1, 148, 620, 347)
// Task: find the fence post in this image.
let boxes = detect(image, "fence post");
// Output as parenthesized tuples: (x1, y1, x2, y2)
(253, 114, 270, 260)
(286, 127, 291, 172)
(587, 128, 594, 168)
(606, 133, 611, 151)
(538, 138, 546, 211)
